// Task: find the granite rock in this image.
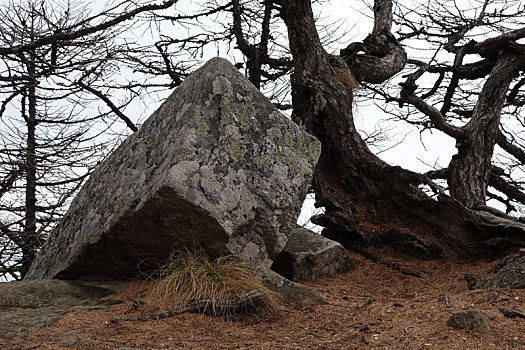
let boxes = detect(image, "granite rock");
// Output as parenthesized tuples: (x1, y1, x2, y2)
(26, 58, 320, 280)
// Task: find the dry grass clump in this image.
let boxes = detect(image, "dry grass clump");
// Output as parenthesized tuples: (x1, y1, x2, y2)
(145, 249, 281, 316)
(333, 68, 360, 94)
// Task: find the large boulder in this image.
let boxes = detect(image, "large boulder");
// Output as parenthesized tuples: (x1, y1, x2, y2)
(270, 227, 355, 281)
(26, 58, 320, 280)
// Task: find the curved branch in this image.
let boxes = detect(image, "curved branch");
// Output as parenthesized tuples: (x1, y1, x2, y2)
(497, 130, 525, 164)
(158, 2, 231, 21)
(399, 85, 464, 139)
(341, 0, 407, 84)
(425, 168, 448, 180)
(489, 172, 525, 206)
(77, 82, 138, 132)
(508, 76, 525, 106)
(231, 0, 251, 55)
(443, 0, 488, 53)
(476, 27, 525, 58)
(0, 89, 23, 118)
(154, 43, 183, 86)
(408, 58, 493, 80)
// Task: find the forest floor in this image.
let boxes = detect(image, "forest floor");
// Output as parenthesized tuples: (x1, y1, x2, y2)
(2, 252, 524, 350)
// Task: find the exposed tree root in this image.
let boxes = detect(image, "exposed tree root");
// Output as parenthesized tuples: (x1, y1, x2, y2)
(112, 289, 264, 323)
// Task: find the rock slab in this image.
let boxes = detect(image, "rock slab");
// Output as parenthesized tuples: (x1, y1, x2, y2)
(0, 279, 125, 308)
(447, 310, 490, 334)
(257, 268, 327, 308)
(270, 227, 354, 281)
(0, 279, 125, 339)
(26, 58, 320, 280)
(0, 307, 69, 340)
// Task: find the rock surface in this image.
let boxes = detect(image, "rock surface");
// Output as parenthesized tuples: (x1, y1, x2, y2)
(0, 280, 125, 339)
(270, 227, 354, 281)
(447, 310, 490, 334)
(0, 279, 125, 308)
(465, 255, 525, 290)
(26, 58, 320, 280)
(0, 307, 69, 340)
(257, 268, 327, 308)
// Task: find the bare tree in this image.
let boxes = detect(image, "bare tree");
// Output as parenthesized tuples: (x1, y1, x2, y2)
(357, 0, 525, 212)
(275, 0, 525, 259)
(3, 0, 525, 278)
(0, 0, 179, 279)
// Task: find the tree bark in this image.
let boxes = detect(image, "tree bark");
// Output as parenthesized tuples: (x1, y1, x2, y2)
(21, 47, 38, 278)
(448, 54, 525, 208)
(340, 0, 406, 83)
(280, 0, 525, 259)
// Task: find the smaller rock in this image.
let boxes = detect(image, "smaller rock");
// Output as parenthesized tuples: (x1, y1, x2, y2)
(408, 296, 432, 303)
(0, 307, 69, 340)
(519, 248, 525, 257)
(57, 337, 79, 347)
(22, 344, 41, 350)
(0, 280, 125, 340)
(447, 310, 490, 334)
(256, 268, 326, 308)
(0, 280, 126, 308)
(464, 274, 482, 290)
(270, 227, 354, 281)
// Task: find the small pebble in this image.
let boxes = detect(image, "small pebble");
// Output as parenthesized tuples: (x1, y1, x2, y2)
(57, 337, 79, 347)
(22, 344, 41, 350)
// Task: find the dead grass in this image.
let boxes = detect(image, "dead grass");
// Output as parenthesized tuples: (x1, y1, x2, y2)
(334, 68, 360, 93)
(144, 249, 281, 316)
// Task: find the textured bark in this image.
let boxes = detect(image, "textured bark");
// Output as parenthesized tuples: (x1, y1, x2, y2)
(21, 49, 38, 278)
(448, 54, 525, 208)
(340, 0, 406, 83)
(280, 0, 525, 258)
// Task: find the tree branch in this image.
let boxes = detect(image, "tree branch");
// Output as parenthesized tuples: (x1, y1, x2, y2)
(497, 130, 525, 164)
(399, 82, 464, 138)
(341, 0, 407, 83)
(489, 171, 525, 206)
(77, 81, 138, 132)
(0, 0, 179, 56)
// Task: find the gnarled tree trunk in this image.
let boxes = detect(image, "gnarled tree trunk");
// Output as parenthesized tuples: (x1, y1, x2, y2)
(280, 0, 525, 259)
(448, 53, 525, 208)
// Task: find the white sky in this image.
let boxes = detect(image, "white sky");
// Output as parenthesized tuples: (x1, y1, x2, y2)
(75, 0, 457, 176)
(0, 0, 460, 234)
(2, 0, 519, 283)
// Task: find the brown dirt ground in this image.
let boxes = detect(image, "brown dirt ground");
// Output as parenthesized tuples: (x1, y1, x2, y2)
(2, 254, 524, 350)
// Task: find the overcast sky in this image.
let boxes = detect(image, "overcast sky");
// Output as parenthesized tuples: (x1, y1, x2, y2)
(0, 0, 461, 230)
(0, 0, 456, 171)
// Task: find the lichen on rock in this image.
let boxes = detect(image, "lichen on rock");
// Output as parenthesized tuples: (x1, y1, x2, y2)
(26, 58, 321, 281)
